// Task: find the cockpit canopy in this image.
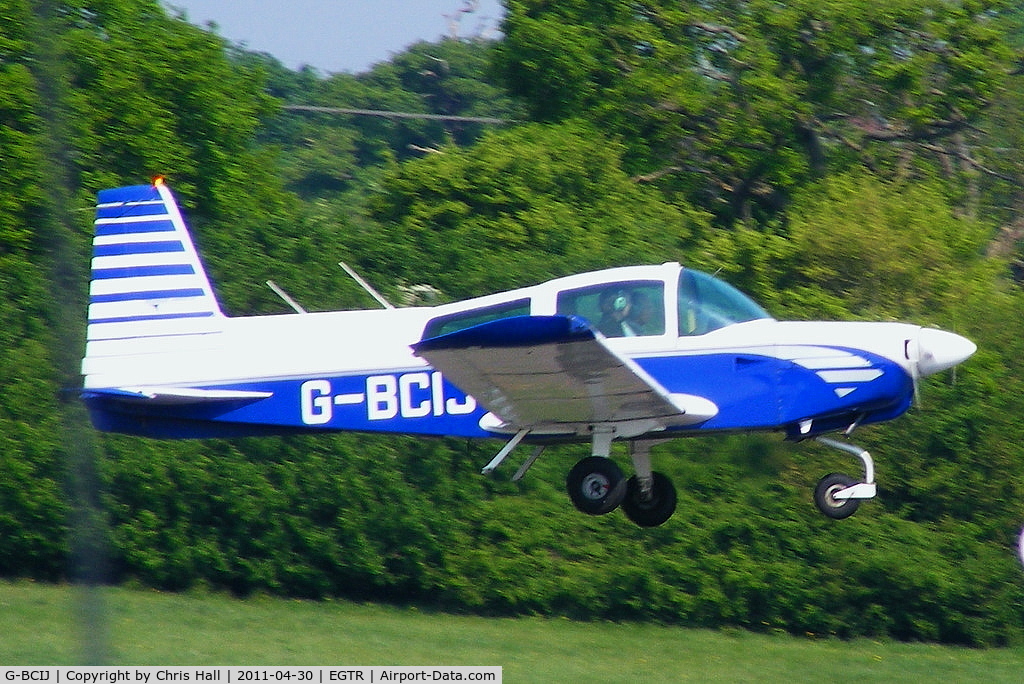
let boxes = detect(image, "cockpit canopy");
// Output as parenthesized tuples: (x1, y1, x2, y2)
(422, 264, 771, 340)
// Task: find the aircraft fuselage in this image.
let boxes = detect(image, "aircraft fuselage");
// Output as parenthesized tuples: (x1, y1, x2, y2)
(80, 183, 976, 525)
(84, 268, 962, 444)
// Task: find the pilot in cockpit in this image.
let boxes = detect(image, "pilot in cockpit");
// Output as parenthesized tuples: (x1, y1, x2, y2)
(598, 289, 639, 337)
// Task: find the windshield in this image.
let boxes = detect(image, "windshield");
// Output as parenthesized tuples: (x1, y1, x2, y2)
(678, 269, 771, 336)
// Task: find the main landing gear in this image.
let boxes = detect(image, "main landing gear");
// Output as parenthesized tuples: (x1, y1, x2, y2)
(565, 434, 878, 524)
(812, 437, 877, 519)
(565, 437, 677, 527)
(483, 427, 679, 527)
(566, 456, 627, 516)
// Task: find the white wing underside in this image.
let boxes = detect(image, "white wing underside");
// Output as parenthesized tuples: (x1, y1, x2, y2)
(415, 318, 717, 438)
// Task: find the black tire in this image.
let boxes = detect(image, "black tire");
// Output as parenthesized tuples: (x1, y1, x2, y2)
(566, 456, 627, 515)
(622, 472, 678, 527)
(814, 473, 861, 519)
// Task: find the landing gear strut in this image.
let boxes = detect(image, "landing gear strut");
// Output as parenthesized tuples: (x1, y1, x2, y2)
(621, 440, 676, 527)
(488, 426, 680, 526)
(812, 437, 877, 519)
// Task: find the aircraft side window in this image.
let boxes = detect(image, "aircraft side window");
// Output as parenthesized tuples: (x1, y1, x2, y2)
(557, 281, 665, 337)
(422, 298, 531, 339)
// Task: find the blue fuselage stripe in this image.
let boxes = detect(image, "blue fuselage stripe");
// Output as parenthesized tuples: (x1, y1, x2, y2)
(83, 350, 913, 441)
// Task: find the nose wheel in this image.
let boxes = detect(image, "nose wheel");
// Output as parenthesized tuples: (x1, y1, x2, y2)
(814, 472, 860, 519)
(812, 438, 877, 519)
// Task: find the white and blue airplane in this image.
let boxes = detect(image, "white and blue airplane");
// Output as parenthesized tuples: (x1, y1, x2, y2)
(81, 180, 977, 527)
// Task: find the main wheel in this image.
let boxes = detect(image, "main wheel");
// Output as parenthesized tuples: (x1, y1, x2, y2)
(622, 472, 677, 527)
(566, 456, 627, 515)
(814, 473, 860, 519)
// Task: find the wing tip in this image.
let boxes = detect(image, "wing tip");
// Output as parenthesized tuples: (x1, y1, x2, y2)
(667, 393, 719, 424)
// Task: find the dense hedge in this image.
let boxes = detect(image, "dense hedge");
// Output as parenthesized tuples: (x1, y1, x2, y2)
(81, 430, 1024, 646)
(4, 0, 1024, 647)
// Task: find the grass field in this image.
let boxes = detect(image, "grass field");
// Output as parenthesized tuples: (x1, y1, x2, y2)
(2, 581, 1023, 682)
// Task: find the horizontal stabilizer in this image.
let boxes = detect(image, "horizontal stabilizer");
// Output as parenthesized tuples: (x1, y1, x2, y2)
(82, 386, 273, 405)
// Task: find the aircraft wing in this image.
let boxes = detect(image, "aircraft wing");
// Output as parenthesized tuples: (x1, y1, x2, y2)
(81, 386, 273, 405)
(412, 315, 717, 435)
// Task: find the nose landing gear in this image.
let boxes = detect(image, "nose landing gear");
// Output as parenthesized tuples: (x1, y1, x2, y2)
(812, 437, 877, 519)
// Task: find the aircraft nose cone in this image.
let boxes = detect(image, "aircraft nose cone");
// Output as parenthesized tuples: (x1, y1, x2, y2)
(916, 328, 977, 376)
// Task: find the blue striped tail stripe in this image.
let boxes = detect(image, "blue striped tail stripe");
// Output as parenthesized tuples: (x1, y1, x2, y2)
(87, 182, 225, 342)
(92, 264, 196, 280)
(97, 185, 161, 205)
(95, 202, 168, 219)
(90, 288, 207, 303)
(88, 311, 217, 325)
(93, 241, 185, 258)
(95, 219, 176, 236)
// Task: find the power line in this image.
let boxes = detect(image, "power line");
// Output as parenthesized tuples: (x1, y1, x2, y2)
(283, 105, 514, 125)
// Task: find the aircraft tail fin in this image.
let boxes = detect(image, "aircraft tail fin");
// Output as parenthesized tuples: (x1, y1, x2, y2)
(87, 179, 224, 343)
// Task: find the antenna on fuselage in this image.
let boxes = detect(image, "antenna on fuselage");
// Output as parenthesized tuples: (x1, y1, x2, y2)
(339, 261, 396, 310)
(266, 280, 309, 314)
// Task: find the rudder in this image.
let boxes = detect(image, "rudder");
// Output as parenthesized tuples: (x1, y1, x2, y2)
(87, 179, 224, 343)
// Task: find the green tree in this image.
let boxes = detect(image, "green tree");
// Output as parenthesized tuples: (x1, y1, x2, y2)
(779, 173, 996, 320)
(689, 172, 997, 318)
(495, 0, 1017, 224)
(0, 0, 72, 579)
(355, 121, 709, 299)
(261, 39, 523, 198)
(55, 0, 274, 201)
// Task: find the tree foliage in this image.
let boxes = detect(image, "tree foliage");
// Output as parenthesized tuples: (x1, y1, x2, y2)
(354, 122, 708, 299)
(257, 39, 523, 198)
(3, 0, 1024, 647)
(0, 0, 70, 580)
(691, 172, 998, 319)
(496, 0, 1017, 224)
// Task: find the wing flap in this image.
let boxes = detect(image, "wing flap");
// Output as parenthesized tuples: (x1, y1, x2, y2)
(413, 315, 717, 433)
